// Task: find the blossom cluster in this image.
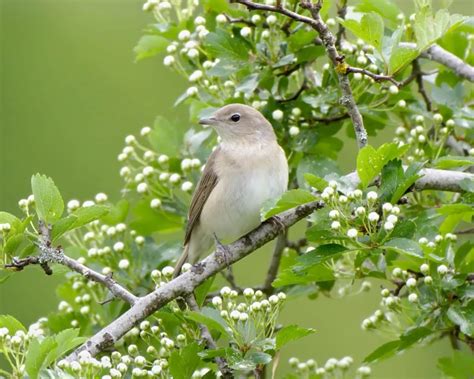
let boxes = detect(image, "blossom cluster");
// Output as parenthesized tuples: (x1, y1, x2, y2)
(288, 355, 371, 378)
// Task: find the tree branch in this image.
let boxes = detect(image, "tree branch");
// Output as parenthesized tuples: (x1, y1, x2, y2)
(400, 43, 474, 82)
(232, 0, 368, 148)
(262, 232, 287, 294)
(412, 59, 432, 111)
(185, 294, 233, 378)
(66, 167, 472, 360)
(5, 223, 138, 306)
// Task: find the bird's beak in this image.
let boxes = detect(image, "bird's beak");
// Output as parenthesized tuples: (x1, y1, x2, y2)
(198, 116, 217, 126)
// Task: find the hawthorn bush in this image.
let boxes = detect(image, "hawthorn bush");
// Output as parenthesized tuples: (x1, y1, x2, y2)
(0, 0, 473, 378)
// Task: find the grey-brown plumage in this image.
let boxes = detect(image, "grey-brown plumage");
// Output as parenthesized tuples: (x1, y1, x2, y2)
(174, 104, 288, 277)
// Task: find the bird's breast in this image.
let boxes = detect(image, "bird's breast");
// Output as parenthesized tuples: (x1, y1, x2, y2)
(200, 143, 288, 241)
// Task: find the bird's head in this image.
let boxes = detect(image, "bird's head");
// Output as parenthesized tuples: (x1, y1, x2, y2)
(199, 104, 276, 144)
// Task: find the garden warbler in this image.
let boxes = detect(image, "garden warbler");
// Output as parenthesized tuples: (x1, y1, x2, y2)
(174, 104, 288, 276)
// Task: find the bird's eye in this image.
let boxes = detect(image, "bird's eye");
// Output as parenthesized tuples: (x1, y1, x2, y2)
(230, 113, 241, 122)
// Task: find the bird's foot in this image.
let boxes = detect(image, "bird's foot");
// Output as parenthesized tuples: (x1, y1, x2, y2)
(213, 233, 232, 266)
(267, 215, 286, 233)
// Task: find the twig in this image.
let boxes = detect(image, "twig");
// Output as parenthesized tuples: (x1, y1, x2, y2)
(277, 81, 307, 103)
(400, 43, 474, 82)
(262, 232, 287, 293)
(221, 266, 241, 291)
(232, 0, 368, 148)
(412, 59, 432, 111)
(346, 66, 400, 86)
(185, 294, 233, 378)
(445, 136, 472, 157)
(335, 0, 347, 47)
(313, 113, 349, 123)
(5, 222, 138, 306)
(67, 167, 473, 359)
(223, 14, 256, 27)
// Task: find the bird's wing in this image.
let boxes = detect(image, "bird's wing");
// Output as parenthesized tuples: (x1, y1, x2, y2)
(184, 147, 220, 245)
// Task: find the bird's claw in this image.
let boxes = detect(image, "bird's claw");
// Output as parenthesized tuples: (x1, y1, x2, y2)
(213, 233, 232, 266)
(268, 215, 286, 233)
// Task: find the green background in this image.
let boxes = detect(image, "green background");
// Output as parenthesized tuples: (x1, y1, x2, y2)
(1, 0, 469, 377)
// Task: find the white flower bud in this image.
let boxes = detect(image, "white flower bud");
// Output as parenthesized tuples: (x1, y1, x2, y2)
(392, 267, 402, 277)
(95, 193, 108, 203)
(289, 126, 300, 136)
(347, 228, 358, 238)
(331, 221, 341, 230)
(368, 212, 380, 222)
(266, 15, 277, 25)
(240, 27, 252, 38)
(220, 286, 231, 296)
(357, 366, 371, 376)
(424, 276, 433, 285)
(118, 259, 130, 270)
(150, 198, 162, 208)
(230, 310, 240, 320)
(339, 195, 348, 203)
(382, 203, 393, 212)
(212, 296, 222, 306)
(408, 293, 418, 303)
(136, 182, 148, 194)
(113, 242, 125, 252)
(420, 263, 429, 274)
(356, 206, 366, 216)
(162, 266, 174, 277)
(187, 48, 199, 59)
(163, 55, 175, 66)
(357, 55, 367, 65)
(367, 191, 378, 201)
(389, 85, 399, 94)
(387, 215, 398, 224)
(406, 277, 417, 288)
(397, 100, 406, 108)
(67, 199, 81, 210)
(433, 113, 443, 122)
(261, 30, 270, 39)
(83, 200, 94, 208)
(329, 210, 339, 219)
(216, 14, 227, 23)
(125, 135, 136, 145)
(384, 222, 394, 231)
(272, 109, 284, 121)
(169, 173, 181, 183)
(395, 126, 406, 135)
(181, 181, 193, 192)
(437, 265, 448, 275)
(178, 30, 191, 41)
(189, 70, 203, 82)
(391, 206, 400, 215)
(182, 263, 192, 272)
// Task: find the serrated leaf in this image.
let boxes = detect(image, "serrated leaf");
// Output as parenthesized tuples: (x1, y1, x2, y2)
(294, 244, 348, 272)
(169, 342, 201, 379)
(134, 35, 168, 62)
(205, 30, 249, 62)
(25, 337, 58, 379)
(304, 173, 328, 191)
(389, 45, 419, 75)
(433, 155, 474, 169)
(276, 325, 316, 350)
(52, 205, 109, 240)
(262, 189, 316, 219)
(185, 307, 230, 337)
(447, 305, 474, 337)
(0, 315, 27, 333)
(384, 238, 423, 259)
(341, 13, 384, 52)
(356, 0, 400, 27)
(31, 174, 64, 224)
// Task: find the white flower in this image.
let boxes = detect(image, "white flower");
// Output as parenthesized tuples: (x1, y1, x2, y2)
(169, 173, 181, 183)
(366, 191, 378, 201)
(408, 293, 418, 303)
(239, 312, 249, 321)
(212, 296, 222, 306)
(397, 99, 407, 108)
(140, 126, 151, 136)
(186, 86, 198, 96)
(289, 126, 300, 136)
(158, 1, 171, 10)
(395, 126, 406, 135)
(384, 221, 394, 231)
(353, 72, 363, 80)
(187, 48, 199, 59)
(67, 199, 80, 211)
(418, 135, 426, 143)
(230, 310, 240, 320)
(437, 264, 448, 275)
(162, 266, 174, 277)
(181, 181, 193, 192)
(220, 286, 231, 296)
(339, 195, 348, 203)
(83, 200, 95, 207)
(119, 259, 130, 270)
(387, 215, 398, 224)
(189, 70, 203, 82)
(243, 288, 254, 297)
(391, 206, 400, 214)
(137, 182, 148, 194)
(329, 210, 339, 219)
(120, 167, 131, 177)
(125, 135, 136, 145)
(142, 166, 154, 176)
(95, 192, 107, 203)
(356, 55, 367, 65)
(240, 27, 252, 38)
(415, 115, 424, 123)
(445, 233, 457, 241)
(357, 366, 371, 376)
(331, 221, 341, 230)
(158, 154, 169, 164)
(261, 30, 270, 39)
(181, 159, 192, 170)
(368, 212, 380, 222)
(251, 14, 261, 23)
(113, 242, 125, 252)
(392, 267, 402, 277)
(347, 228, 358, 238)
(269, 295, 279, 304)
(163, 55, 175, 66)
(435, 234, 444, 243)
(424, 276, 433, 285)
(433, 113, 443, 122)
(406, 277, 417, 288)
(194, 16, 206, 25)
(272, 109, 284, 121)
(382, 203, 393, 212)
(389, 85, 399, 94)
(216, 14, 227, 23)
(178, 30, 191, 41)
(420, 263, 429, 274)
(150, 198, 162, 208)
(353, 189, 363, 198)
(356, 206, 366, 216)
(266, 15, 277, 25)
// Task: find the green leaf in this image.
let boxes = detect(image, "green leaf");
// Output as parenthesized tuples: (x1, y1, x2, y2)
(25, 336, 58, 379)
(134, 35, 168, 62)
(248, 351, 272, 365)
(276, 325, 316, 350)
(363, 340, 400, 363)
(433, 155, 474, 169)
(294, 244, 348, 272)
(341, 13, 384, 52)
(235, 73, 260, 94)
(447, 305, 474, 337)
(304, 173, 328, 191)
(169, 342, 201, 379)
(262, 189, 316, 219)
(0, 315, 27, 333)
(356, 0, 400, 27)
(194, 276, 216, 307)
(384, 238, 423, 259)
(205, 30, 249, 62)
(44, 329, 87, 368)
(52, 205, 109, 240)
(185, 307, 230, 337)
(0, 211, 21, 226)
(438, 351, 474, 379)
(31, 174, 64, 224)
(148, 116, 184, 156)
(389, 45, 419, 75)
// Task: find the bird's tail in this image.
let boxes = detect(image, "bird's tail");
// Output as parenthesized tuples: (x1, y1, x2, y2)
(173, 244, 189, 279)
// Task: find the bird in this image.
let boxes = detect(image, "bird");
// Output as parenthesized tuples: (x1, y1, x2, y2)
(173, 103, 289, 277)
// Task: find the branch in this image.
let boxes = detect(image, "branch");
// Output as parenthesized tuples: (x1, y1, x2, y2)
(232, 0, 368, 148)
(262, 231, 287, 293)
(5, 223, 138, 306)
(185, 295, 233, 378)
(346, 66, 400, 86)
(67, 201, 325, 360)
(65, 166, 473, 359)
(400, 43, 474, 82)
(445, 136, 472, 157)
(412, 59, 432, 111)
